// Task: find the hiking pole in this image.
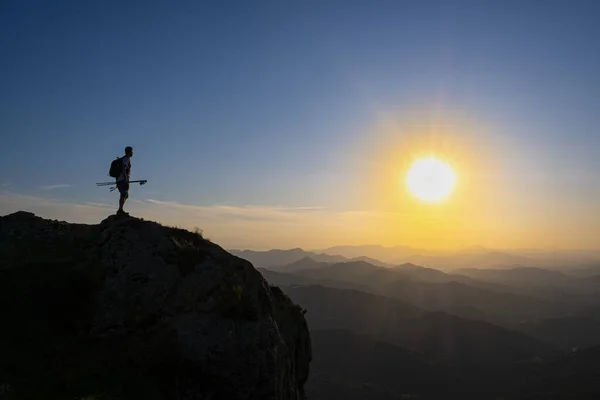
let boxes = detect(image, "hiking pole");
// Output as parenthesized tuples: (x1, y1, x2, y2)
(96, 180, 148, 191)
(96, 180, 148, 187)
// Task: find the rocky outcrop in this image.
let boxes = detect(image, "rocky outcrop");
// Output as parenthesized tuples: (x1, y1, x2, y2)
(0, 211, 311, 400)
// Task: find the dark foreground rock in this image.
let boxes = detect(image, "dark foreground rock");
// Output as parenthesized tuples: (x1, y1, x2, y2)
(0, 211, 311, 400)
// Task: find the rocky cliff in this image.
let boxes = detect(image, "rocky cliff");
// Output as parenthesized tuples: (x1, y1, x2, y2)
(0, 211, 311, 400)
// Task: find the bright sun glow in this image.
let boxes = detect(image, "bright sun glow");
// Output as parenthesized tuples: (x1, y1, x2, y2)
(405, 157, 457, 202)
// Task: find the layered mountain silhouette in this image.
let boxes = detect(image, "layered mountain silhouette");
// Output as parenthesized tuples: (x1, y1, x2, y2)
(229, 248, 392, 269)
(283, 285, 556, 364)
(252, 253, 600, 399)
(454, 266, 573, 286)
(256, 244, 600, 273)
(273, 259, 577, 322)
(270, 256, 331, 272)
(229, 248, 347, 267)
(257, 267, 369, 291)
(0, 212, 310, 400)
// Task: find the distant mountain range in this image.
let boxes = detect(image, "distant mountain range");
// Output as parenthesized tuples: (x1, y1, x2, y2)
(230, 248, 347, 267)
(313, 245, 430, 262)
(263, 272, 600, 399)
(261, 258, 578, 322)
(454, 266, 573, 285)
(231, 245, 600, 273)
(257, 267, 370, 292)
(230, 248, 392, 269)
(246, 245, 600, 399)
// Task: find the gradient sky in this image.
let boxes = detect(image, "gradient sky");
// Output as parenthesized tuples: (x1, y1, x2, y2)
(2, 0, 600, 250)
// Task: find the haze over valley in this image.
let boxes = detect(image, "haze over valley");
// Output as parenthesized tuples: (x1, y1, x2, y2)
(243, 246, 600, 398)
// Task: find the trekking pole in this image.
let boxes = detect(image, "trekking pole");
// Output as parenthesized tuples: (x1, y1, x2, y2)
(96, 180, 148, 187)
(96, 180, 148, 191)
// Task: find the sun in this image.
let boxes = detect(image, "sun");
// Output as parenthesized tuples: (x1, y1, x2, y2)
(405, 157, 457, 202)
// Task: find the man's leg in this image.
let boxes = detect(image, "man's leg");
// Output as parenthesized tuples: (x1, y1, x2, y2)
(117, 181, 129, 214)
(118, 193, 127, 212)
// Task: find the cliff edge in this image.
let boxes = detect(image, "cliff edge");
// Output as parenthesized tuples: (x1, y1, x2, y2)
(0, 211, 311, 400)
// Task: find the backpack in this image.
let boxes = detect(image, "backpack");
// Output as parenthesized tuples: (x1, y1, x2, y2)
(109, 157, 124, 178)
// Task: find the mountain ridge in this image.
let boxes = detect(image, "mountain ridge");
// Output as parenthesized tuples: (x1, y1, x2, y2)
(0, 211, 311, 400)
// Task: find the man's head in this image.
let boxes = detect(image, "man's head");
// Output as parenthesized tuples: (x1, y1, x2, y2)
(125, 146, 134, 157)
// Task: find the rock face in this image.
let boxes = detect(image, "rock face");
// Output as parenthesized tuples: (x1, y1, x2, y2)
(0, 212, 311, 400)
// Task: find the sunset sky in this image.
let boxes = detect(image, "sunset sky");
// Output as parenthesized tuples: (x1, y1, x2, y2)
(1, 0, 599, 249)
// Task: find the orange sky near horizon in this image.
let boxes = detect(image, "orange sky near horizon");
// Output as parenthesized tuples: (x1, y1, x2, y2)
(2, 109, 598, 251)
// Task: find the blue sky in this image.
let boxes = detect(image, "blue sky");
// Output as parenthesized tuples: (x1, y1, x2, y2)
(1, 0, 600, 249)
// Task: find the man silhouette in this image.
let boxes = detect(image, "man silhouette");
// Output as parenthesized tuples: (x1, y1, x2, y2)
(116, 146, 133, 216)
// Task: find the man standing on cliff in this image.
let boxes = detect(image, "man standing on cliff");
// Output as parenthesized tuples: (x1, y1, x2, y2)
(116, 146, 133, 216)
